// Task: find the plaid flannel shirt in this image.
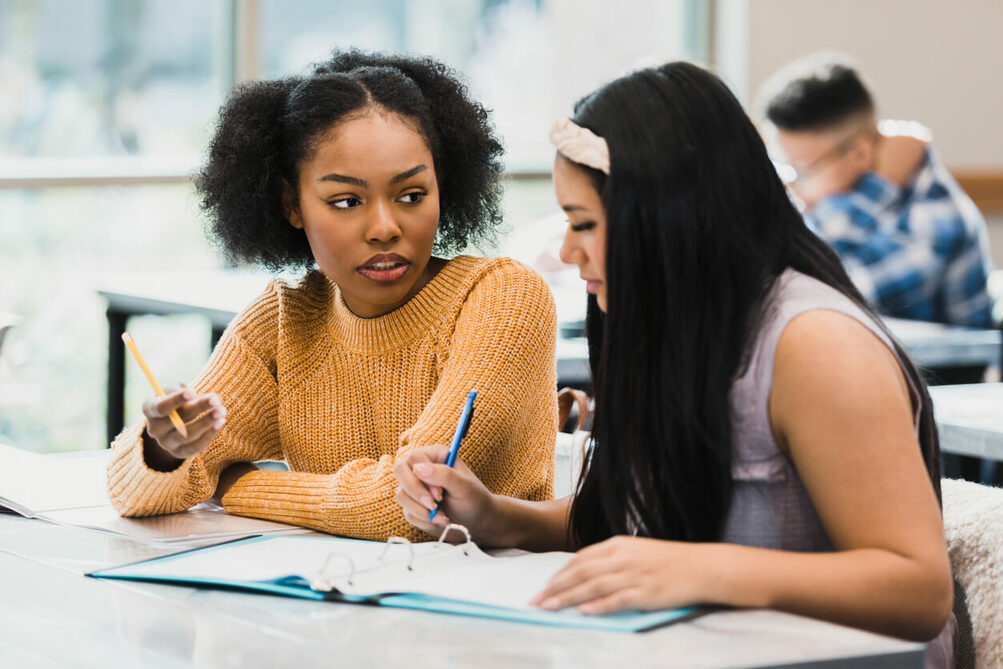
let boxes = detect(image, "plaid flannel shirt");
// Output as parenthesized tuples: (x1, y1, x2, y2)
(806, 147, 995, 328)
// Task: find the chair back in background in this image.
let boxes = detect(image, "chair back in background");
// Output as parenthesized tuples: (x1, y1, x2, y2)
(554, 388, 592, 498)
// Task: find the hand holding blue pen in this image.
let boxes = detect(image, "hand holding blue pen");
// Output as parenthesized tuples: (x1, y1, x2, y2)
(429, 390, 477, 521)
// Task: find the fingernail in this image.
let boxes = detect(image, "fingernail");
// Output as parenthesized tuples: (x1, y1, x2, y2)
(213, 407, 226, 419)
(214, 419, 225, 430)
(209, 396, 221, 408)
(434, 516, 448, 527)
(578, 604, 596, 615)
(541, 598, 560, 611)
(422, 495, 435, 510)
(182, 390, 194, 400)
(414, 464, 431, 478)
(528, 593, 543, 607)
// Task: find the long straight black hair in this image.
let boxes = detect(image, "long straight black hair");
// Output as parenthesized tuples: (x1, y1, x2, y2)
(569, 62, 941, 547)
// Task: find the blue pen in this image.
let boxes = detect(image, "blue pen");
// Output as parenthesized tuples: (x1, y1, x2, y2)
(429, 390, 477, 520)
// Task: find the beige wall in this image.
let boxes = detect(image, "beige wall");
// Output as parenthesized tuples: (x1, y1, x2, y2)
(547, 0, 687, 115)
(715, 0, 1003, 266)
(717, 0, 1003, 169)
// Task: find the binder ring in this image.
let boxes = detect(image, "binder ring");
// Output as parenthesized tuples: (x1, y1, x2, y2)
(380, 536, 415, 571)
(437, 523, 473, 556)
(309, 552, 356, 592)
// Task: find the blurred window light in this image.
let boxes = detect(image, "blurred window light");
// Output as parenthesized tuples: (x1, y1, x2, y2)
(0, 0, 228, 159)
(0, 0, 706, 452)
(258, 0, 706, 173)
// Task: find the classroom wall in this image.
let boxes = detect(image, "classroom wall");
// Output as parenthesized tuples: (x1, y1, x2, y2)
(546, 0, 687, 118)
(714, 0, 1003, 266)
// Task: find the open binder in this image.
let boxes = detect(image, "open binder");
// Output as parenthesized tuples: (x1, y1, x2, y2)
(90, 524, 697, 632)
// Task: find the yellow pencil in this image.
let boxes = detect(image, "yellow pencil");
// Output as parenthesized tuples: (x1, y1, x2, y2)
(121, 332, 188, 438)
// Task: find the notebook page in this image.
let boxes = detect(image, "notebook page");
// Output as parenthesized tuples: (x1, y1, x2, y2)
(394, 550, 573, 609)
(0, 445, 110, 516)
(106, 534, 572, 610)
(40, 505, 305, 543)
(110, 536, 442, 584)
(340, 544, 574, 610)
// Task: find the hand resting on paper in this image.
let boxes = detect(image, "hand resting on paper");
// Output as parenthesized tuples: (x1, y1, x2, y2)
(528, 535, 707, 615)
(142, 383, 227, 471)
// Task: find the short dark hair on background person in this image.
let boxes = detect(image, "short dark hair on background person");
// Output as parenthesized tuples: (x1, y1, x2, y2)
(194, 49, 505, 270)
(762, 55, 875, 132)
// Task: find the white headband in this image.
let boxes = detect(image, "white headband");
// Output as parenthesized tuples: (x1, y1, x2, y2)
(549, 116, 610, 175)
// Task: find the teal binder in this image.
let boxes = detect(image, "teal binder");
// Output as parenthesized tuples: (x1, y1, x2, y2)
(89, 532, 697, 633)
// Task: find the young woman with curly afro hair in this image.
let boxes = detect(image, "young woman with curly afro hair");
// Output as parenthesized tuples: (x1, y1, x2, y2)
(106, 50, 559, 542)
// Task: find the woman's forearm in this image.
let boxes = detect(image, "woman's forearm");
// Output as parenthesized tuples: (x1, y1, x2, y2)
(698, 542, 952, 641)
(490, 495, 574, 551)
(213, 462, 258, 503)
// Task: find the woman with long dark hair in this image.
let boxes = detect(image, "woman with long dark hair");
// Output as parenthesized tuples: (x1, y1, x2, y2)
(394, 61, 955, 657)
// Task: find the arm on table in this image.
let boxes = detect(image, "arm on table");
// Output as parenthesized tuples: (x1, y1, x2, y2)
(107, 291, 283, 518)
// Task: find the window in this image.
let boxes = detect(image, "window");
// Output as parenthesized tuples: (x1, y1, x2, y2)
(0, 0, 706, 452)
(0, 0, 227, 450)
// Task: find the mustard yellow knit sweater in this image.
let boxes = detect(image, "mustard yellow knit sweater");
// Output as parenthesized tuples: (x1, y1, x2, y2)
(106, 256, 557, 541)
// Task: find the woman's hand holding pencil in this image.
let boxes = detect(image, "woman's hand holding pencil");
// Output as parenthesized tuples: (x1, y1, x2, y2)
(141, 384, 227, 467)
(122, 331, 227, 469)
(393, 444, 496, 540)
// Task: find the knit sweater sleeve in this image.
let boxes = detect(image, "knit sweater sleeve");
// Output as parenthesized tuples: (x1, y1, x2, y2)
(220, 261, 558, 541)
(106, 285, 283, 517)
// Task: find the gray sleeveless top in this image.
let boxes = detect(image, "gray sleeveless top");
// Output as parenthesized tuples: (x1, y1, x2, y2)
(720, 270, 954, 668)
(721, 269, 921, 550)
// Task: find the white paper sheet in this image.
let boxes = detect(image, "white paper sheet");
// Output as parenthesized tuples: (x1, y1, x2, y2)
(112, 536, 435, 581)
(0, 444, 304, 543)
(0, 444, 110, 516)
(40, 504, 308, 544)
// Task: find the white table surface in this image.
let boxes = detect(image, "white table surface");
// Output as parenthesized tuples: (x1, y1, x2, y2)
(885, 318, 1001, 369)
(0, 514, 924, 668)
(930, 383, 1003, 460)
(554, 316, 1002, 387)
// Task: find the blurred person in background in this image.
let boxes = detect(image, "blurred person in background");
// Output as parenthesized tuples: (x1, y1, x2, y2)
(760, 53, 995, 330)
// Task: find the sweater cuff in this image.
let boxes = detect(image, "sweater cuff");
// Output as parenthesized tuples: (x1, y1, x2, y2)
(106, 421, 196, 516)
(221, 469, 334, 529)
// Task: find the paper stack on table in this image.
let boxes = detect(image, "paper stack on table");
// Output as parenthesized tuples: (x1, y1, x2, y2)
(0, 443, 304, 543)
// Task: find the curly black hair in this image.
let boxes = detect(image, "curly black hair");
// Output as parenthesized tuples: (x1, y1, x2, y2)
(194, 49, 505, 270)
